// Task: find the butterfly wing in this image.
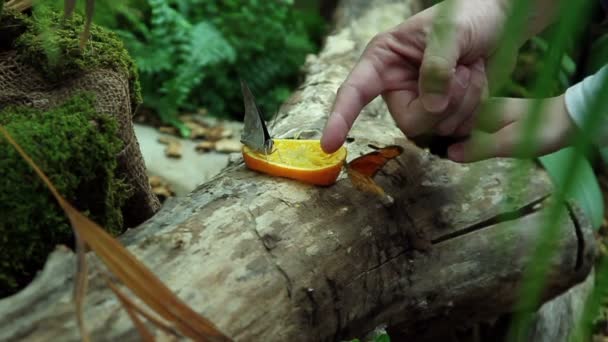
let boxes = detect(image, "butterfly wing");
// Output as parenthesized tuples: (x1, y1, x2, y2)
(240, 80, 273, 153)
(348, 145, 404, 177)
(347, 145, 404, 198)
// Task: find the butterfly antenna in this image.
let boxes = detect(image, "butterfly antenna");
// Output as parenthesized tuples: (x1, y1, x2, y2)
(268, 109, 281, 133)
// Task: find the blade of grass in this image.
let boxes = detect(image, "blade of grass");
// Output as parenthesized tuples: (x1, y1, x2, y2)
(0, 125, 231, 342)
(470, 0, 599, 339)
(63, 0, 76, 19)
(79, 0, 94, 49)
(539, 149, 604, 229)
(502, 0, 596, 340)
(570, 257, 608, 341)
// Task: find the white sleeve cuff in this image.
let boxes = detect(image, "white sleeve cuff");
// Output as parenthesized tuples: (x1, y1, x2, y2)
(565, 65, 608, 146)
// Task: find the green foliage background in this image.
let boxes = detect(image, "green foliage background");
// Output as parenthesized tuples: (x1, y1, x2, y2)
(55, 0, 326, 133)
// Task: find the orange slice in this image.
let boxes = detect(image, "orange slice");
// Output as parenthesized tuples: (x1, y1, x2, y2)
(242, 139, 347, 186)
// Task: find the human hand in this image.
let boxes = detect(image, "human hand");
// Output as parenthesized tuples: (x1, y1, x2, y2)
(321, 0, 512, 153)
(447, 96, 577, 162)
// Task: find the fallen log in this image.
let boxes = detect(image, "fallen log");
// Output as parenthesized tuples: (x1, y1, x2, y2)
(0, 0, 597, 341)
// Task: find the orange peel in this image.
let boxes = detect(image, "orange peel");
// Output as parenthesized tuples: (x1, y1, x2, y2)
(242, 139, 347, 186)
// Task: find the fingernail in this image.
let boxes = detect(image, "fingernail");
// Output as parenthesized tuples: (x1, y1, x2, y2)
(320, 113, 345, 153)
(455, 67, 471, 88)
(447, 143, 464, 162)
(421, 93, 449, 113)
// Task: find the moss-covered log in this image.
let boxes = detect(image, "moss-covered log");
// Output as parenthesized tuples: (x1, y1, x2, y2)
(0, 8, 159, 296)
(0, 95, 131, 297)
(0, 0, 598, 341)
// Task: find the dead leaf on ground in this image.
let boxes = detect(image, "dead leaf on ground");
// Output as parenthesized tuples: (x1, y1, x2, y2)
(149, 175, 163, 188)
(195, 141, 216, 152)
(184, 121, 209, 140)
(149, 176, 175, 203)
(158, 126, 178, 136)
(205, 126, 226, 142)
(214, 139, 242, 153)
(220, 128, 233, 139)
(158, 136, 182, 158)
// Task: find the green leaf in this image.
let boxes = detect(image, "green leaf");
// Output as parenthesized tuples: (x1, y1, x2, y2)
(374, 333, 390, 342)
(538, 148, 604, 229)
(586, 33, 608, 75)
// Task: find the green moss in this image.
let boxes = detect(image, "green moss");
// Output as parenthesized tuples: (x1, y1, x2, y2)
(0, 8, 142, 110)
(0, 94, 131, 297)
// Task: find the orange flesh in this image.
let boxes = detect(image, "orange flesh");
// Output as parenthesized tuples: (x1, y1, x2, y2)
(242, 139, 347, 186)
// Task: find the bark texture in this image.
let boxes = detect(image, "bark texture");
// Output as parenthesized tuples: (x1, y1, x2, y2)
(0, 0, 598, 341)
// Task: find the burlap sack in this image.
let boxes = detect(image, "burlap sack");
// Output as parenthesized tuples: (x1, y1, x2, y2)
(0, 47, 160, 228)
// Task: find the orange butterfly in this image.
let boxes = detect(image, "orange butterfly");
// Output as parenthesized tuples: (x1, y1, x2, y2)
(346, 145, 404, 199)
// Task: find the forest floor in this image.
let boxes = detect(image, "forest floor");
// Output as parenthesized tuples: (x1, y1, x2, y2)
(134, 113, 243, 202)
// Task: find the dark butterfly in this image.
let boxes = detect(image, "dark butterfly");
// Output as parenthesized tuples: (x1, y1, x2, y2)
(240, 80, 274, 154)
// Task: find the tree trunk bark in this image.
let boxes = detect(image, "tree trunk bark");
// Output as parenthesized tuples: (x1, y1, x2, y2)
(0, 0, 598, 341)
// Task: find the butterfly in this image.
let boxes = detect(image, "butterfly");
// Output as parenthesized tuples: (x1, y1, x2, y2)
(346, 145, 404, 199)
(240, 80, 274, 155)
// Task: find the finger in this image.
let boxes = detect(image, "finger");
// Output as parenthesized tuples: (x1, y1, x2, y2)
(419, 5, 462, 113)
(436, 60, 487, 136)
(434, 64, 471, 135)
(454, 113, 476, 137)
(475, 97, 526, 133)
(384, 90, 433, 137)
(448, 121, 534, 162)
(322, 58, 385, 153)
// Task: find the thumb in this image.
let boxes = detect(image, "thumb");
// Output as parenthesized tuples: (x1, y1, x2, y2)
(419, 9, 461, 113)
(419, 55, 458, 113)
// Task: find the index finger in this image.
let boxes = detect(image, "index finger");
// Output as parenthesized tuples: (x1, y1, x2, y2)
(321, 58, 385, 153)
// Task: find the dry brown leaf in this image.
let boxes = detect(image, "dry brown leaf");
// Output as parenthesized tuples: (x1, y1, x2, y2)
(106, 277, 181, 339)
(0, 126, 231, 342)
(195, 141, 216, 152)
(220, 128, 233, 139)
(184, 121, 209, 140)
(149, 175, 163, 188)
(165, 143, 182, 158)
(157, 136, 171, 144)
(158, 126, 179, 136)
(182, 114, 210, 127)
(149, 176, 175, 202)
(153, 186, 174, 202)
(158, 137, 182, 158)
(205, 126, 225, 142)
(107, 280, 156, 342)
(214, 139, 242, 153)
